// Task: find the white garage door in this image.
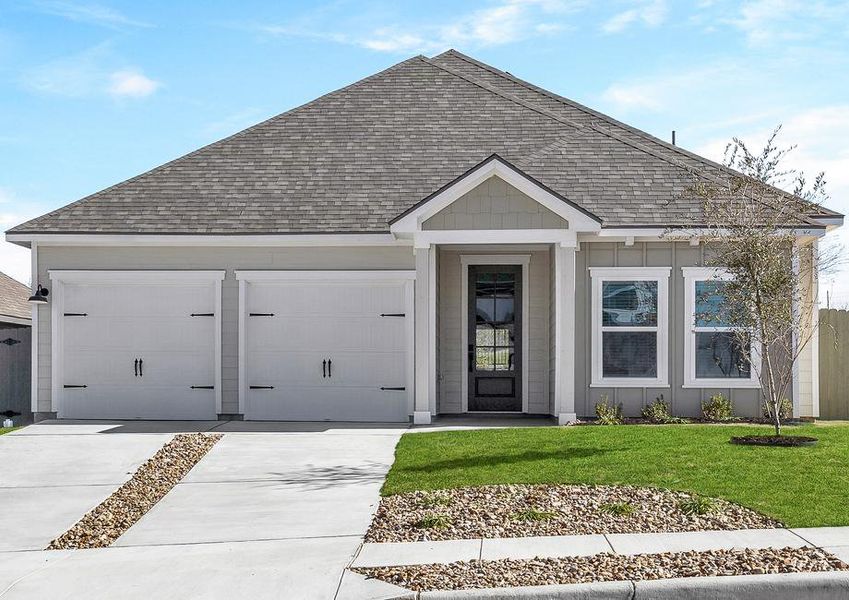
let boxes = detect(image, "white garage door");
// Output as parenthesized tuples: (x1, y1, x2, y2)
(55, 272, 222, 420)
(240, 272, 413, 422)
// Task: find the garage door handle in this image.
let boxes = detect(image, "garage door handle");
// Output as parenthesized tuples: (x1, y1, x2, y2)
(134, 359, 138, 377)
(322, 359, 326, 378)
(327, 359, 332, 378)
(380, 387, 406, 391)
(250, 385, 274, 389)
(138, 359, 143, 377)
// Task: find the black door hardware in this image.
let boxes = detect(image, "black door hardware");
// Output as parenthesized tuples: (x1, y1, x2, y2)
(327, 359, 332, 378)
(322, 359, 326, 378)
(379, 313, 405, 317)
(64, 384, 87, 388)
(249, 313, 275, 317)
(190, 385, 214, 389)
(468, 344, 474, 372)
(250, 385, 274, 389)
(63, 312, 88, 317)
(134, 359, 139, 377)
(0, 338, 20, 346)
(380, 387, 406, 391)
(138, 358, 143, 377)
(190, 313, 214, 317)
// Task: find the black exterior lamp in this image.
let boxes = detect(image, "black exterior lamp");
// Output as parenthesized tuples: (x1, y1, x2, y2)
(28, 284, 49, 304)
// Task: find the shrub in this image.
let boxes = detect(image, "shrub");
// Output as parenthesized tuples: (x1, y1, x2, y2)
(702, 394, 734, 422)
(763, 398, 793, 420)
(418, 492, 452, 508)
(678, 496, 717, 516)
(512, 508, 558, 522)
(641, 394, 686, 424)
(598, 502, 635, 516)
(595, 396, 623, 425)
(414, 514, 453, 529)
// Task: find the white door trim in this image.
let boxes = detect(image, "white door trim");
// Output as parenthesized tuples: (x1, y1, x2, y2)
(460, 255, 531, 413)
(47, 270, 225, 417)
(235, 270, 416, 419)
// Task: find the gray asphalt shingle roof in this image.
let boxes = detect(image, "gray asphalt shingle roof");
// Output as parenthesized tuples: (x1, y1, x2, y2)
(0, 272, 31, 323)
(8, 50, 840, 235)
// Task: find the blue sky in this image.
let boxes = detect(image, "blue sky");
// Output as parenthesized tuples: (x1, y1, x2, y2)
(2, 0, 848, 300)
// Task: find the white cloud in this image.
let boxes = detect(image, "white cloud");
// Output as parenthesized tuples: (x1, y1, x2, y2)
(259, 0, 585, 54)
(601, 0, 667, 34)
(107, 70, 160, 98)
(34, 1, 151, 29)
(0, 189, 40, 286)
(729, 0, 848, 46)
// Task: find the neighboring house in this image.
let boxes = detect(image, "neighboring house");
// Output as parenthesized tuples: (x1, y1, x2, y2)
(0, 271, 32, 422)
(5, 50, 843, 423)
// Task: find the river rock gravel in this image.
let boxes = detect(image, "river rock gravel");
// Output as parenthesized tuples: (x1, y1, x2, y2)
(366, 484, 780, 542)
(355, 547, 847, 592)
(47, 433, 222, 550)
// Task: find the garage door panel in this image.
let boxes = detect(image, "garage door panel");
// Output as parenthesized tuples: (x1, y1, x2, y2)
(248, 386, 408, 422)
(65, 284, 214, 318)
(248, 316, 405, 353)
(248, 283, 405, 316)
(64, 317, 213, 351)
(320, 352, 406, 387)
(63, 385, 215, 420)
(247, 351, 326, 387)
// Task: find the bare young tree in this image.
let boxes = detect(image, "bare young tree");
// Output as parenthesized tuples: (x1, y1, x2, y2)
(686, 126, 839, 436)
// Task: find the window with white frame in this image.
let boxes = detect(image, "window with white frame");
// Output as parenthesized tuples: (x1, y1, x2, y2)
(590, 267, 670, 387)
(682, 267, 759, 388)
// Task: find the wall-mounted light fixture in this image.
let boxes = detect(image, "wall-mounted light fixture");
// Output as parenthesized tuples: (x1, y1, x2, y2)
(28, 284, 49, 304)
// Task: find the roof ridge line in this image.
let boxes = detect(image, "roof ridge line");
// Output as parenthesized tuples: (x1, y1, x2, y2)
(419, 56, 585, 132)
(8, 56, 429, 234)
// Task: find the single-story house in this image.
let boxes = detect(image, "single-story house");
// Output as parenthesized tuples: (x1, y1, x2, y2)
(0, 271, 32, 422)
(6, 50, 842, 423)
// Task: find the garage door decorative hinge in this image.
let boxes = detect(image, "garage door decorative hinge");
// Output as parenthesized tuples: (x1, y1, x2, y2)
(64, 312, 87, 317)
(249, 313, 275, 317)
(380, 386, 406, 391)
(249, 385, 275, 389)
(64, 384, 87, 388)
(379, 313, 405, 317)
(0, 337, 20, 346)
(190, 313, 214, 317)
(190, 385, 214, 389)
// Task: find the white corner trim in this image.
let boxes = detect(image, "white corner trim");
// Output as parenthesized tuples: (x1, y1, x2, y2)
(30, 241, 39, 413)
(590, 266, 670, 388)
(681, 266, 761, 389)
(390, 157, 601, 234)
(460, 254, 531, 413)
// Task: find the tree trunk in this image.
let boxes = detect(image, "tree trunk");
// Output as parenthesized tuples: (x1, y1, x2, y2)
(772, 399, 782, 436)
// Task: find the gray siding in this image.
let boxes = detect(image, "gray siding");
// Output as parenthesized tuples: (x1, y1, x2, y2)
(0, 325, 31, 422)
(35, 246, 414, 416)
(423, 177, 568, 231)
(436, 247, 550, 414)
(575, 241, 763, 419)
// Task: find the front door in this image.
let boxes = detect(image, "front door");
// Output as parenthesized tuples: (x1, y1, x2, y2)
(468, 265, 522, 411)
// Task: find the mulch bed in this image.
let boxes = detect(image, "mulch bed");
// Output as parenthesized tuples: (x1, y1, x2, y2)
(355, 547, 847, 592)
(365, 484, 780, 543)
(47, 433, 222, 550)
(731, 435, 818, 447)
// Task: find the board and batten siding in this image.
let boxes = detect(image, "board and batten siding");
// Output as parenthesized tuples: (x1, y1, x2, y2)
(436, 247, 551, 414)
(34, 246, 415, 416)
(575, 241, 764, 419)
(422, 176, 568, 231)
(0, 325, 31, 421)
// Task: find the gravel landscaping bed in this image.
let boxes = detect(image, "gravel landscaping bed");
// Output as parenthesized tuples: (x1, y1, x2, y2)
(355, 547, 847, 592)
(366, 484, 780, 542)
(48, 433, 221, 550)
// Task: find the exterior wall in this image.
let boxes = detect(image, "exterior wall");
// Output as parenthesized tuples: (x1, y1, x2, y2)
(422, 177, 568, 231)
(0, 325, 31, 422)
(35, 245, 414, 416)
(796, 241, 818, 417)
(436, 246, 550, 414)
(575, 241, 764, 419)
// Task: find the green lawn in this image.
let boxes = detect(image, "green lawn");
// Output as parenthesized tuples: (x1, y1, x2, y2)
(0, 427, 16, 435)
(383, 423, 849, 528)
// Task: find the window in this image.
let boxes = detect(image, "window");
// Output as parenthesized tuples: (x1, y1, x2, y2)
(590, 267, 670, 387)
(682, 267, 759, 388)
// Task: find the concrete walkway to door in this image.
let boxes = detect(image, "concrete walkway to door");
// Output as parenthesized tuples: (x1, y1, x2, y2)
(0, 420, 409, 600)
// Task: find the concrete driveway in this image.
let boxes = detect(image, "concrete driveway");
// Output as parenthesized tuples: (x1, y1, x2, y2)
(0, 421, 408, 599)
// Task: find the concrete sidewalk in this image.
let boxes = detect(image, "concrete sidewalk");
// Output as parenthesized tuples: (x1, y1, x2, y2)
(352, 527, 849, 568)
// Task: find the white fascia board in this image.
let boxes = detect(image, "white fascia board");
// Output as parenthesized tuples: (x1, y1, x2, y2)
(585, 227, 828, 243)
(6, 233, 409, 247)
(235, 270, 416, 281)
(390, 159, 601, 234)
(414, 229, 577, 248)
(48, 270, 226, 283)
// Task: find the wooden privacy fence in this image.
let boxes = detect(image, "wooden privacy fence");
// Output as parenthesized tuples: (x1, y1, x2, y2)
(819, 308, 849, 419)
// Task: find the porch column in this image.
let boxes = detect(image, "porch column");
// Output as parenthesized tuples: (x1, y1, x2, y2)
(555, 243, 577, 424)
(413, 244, 434, 424)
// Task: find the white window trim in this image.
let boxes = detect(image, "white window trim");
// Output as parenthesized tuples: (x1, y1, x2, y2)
(589, 267, 671, 388)
(681, 266, 760, 389)
(460, 255, 531, 413)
